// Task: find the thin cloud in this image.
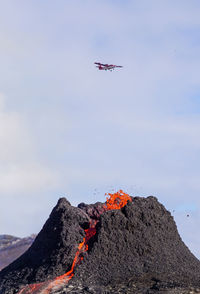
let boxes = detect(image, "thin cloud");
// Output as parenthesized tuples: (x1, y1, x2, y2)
(0, 1, 200, 258)
(0, 94, 60, 194)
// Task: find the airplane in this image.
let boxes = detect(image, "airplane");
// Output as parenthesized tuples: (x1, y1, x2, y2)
(94, 62, 123, 71)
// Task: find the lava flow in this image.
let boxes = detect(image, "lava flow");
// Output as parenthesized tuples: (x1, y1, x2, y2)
(17, 190, 132, 294)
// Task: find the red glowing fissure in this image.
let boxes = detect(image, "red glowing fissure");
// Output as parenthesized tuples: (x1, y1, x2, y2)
(18, 190, 132, 294)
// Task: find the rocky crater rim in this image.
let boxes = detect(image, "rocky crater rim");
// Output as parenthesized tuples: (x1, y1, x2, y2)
(1, 191, 200, 294)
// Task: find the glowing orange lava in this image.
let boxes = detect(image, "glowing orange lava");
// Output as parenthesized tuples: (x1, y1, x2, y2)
(17, 190, 132, 294)
(104, 189, 132, 210)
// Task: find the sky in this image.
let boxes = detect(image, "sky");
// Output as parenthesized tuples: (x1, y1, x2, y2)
(0, 0, 200, 258)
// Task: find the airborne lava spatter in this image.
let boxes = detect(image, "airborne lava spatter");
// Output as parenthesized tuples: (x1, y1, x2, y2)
(104, 189, 132, 210)
(17, 190, 132, 294)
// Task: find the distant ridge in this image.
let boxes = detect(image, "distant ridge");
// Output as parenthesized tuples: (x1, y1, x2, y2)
(0, 234, 36, 271)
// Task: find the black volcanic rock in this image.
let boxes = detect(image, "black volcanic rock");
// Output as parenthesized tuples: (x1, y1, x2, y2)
(0, 198, 90, 294)
(78, 202, 106, 220)
(0, 235, 35, 271)
(1, 195, 200, 294)
(71, 197, 200, 291)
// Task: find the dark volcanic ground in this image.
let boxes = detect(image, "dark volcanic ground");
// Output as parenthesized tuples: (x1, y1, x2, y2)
(0, 195, 200, 294)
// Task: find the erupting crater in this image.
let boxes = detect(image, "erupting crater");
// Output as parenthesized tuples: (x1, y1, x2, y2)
(1, 190, 200, 294)
(17, 190, 132, 294)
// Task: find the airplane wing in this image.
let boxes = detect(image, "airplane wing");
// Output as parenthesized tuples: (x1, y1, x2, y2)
(94, 62, 108, 66)
(94, 62, 123, 70)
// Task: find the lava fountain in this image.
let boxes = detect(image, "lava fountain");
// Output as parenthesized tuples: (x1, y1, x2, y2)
(17, 190, 132, 294)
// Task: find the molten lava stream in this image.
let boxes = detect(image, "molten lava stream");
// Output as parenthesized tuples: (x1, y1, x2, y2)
(18, 224, 97, 294)
(17, 190, 132, 294)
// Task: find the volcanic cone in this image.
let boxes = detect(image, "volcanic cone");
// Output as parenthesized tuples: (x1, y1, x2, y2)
(0, 192, 200, 294)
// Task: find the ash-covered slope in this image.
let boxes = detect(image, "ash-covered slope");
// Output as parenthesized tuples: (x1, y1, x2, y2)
(0, 198, 89, 293)
(72, 197, 200, 291)
(0, 235, 35, 271)
(1, 194, 200, 294)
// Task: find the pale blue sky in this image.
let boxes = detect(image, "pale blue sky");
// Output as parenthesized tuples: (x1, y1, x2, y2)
(0, 0, 200, 258)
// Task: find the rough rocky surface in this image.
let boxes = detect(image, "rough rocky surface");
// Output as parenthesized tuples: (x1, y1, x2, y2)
(0, 198, 89, 293)
(69, 197, 200, 293)
(44, 282, 200, 294)
(78, 201, 106, 220)
(0, 235, 35, 270)
(0, 195, 200, 294)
